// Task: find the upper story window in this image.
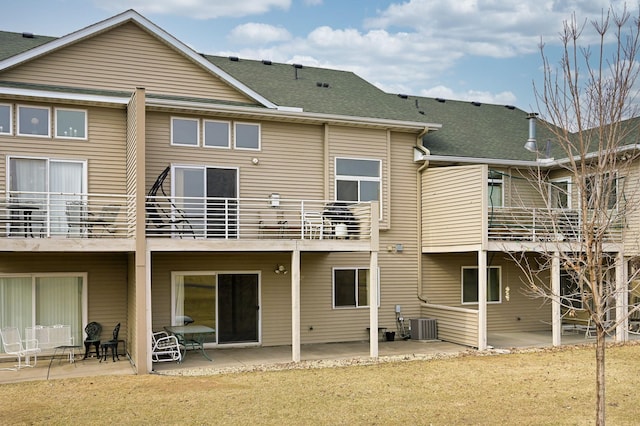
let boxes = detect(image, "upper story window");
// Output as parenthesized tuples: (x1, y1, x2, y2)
(549, 178, 571, 209)
(461, 266, 501, 304)
(0, 104, 11, 135)
(171, 117, 199, 146)
(17, 105, 50, 137)
(204, 120, 230, 148)
(488, 170, 503, 208)
(234, 122, 260, 150)
(335, 158, 381, 205)
(55, 108, 87, 139)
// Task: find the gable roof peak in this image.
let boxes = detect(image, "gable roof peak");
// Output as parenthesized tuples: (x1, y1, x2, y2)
(0, 9, 280, 109)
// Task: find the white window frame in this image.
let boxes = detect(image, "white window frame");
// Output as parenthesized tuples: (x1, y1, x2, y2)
(55, 108, 88, 140)
(332, 267, 380, 309)
(461, 266, 502, 305)
(488, 170, 503, 208)
(171, 117, 200, 147)
(203, 119, 231, 149)
(334, 157, 382, 216)
(17, 105, 51, 138)
(582, 171, 618, 211)
(0, 103, 12, 135)
(549, 177, 572, 209)
(234, 122, 261, 151)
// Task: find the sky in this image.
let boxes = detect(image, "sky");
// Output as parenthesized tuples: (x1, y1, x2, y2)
(1, 0, 637, 112)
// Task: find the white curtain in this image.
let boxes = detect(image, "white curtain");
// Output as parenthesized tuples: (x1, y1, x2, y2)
(0, 275, 83, 353)
(36, 276, 83, 345)
(50, 161, 84, 235)
(174, 275, 185, 326)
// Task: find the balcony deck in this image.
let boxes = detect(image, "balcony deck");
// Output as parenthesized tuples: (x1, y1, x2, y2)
(488, 207, 623, 243)
(1, 192, 375, 252)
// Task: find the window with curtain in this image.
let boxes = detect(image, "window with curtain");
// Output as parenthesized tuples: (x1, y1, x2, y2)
(8, 157, 86, 235)
(0, 275, 84, 351)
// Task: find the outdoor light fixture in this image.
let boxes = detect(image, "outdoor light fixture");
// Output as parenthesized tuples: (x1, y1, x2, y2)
(269, 193, 280, 207)
(274, 264, 288, 274)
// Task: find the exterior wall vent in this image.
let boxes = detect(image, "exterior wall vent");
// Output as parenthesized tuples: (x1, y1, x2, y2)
(410, 318, 438, 340)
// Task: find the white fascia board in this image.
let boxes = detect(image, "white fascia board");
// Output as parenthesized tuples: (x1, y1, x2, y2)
(0, 86, 130, 105)
(0, 10, 279, 110)
(146, 97, 441, 131)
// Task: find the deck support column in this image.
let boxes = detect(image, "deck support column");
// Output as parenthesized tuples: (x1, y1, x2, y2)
(615, 251, 627, 342)
(369, 250, 379, 358)
(551, 252, 561, 346)
(478, 250, 487, 350)
(291, 249, 301, 362)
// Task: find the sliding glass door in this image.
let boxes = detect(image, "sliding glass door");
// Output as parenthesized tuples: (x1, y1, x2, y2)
(172, 166, 238, 238)
(0, 274, 85, 350)
(172, 272, 260, 345)
(8, 157, 86, 236)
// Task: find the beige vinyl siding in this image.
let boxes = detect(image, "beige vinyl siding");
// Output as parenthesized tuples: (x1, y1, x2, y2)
(0, 252, 129, 345)
(422, 165, 484, 249)
(1, 22, 252, 104)
(421, 305, 478, 347)
(328, 126, 389, 229)
(0, 101, 127, 195)
(422, 252, 551, 334)
(145, 112, 325, 200)
(504, 168, 546, 208)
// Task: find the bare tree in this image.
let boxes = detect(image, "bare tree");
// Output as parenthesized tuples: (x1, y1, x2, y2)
(513, 7, 640, 425)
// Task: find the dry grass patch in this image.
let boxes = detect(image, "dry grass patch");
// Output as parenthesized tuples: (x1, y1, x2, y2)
(1, 344, 639, 425)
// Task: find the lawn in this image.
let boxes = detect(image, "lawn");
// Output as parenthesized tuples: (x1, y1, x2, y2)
(1, 344, 639, 425)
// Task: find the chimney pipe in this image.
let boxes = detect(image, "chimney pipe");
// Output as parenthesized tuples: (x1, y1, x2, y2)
(524, 112, 539, 152)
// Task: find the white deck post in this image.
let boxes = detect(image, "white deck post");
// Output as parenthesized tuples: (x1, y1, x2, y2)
(478, 250, 487, 350)
(615, 251, 627, 342)
(369, 250, 379, 358)
(291, 249, 301, 362)
(551, 252, 561, 346)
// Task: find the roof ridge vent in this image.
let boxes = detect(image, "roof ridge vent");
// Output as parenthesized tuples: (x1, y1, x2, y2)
(397, 94, 408, 99)
(504, 105, 515, 110)
(316, 82, 330, 88)
(229, 56, 239, 62)
(262, 59, 272, 65)
(435, 98, 446, 103)
(292, 63, 303, 69)
(22, 32, 34, 38)
(471, 101, 481, 106)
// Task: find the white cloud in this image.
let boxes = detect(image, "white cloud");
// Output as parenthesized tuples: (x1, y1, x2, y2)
(99, 0, 291, 19)
(303, 0, 323, 5)
(229, 23, 291, 45)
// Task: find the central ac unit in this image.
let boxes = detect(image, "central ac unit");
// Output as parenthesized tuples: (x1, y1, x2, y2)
(410, 318, 438, 341)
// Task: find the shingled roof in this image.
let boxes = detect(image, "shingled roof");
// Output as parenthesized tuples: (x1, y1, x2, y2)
(204, 55, 432, 124)
(0, 31, 55, 61)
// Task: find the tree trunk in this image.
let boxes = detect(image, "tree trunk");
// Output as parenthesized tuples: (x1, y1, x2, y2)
(595, 325, 606, 426)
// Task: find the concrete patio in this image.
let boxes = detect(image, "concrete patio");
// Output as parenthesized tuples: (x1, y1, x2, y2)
(1, 330, 630, 384)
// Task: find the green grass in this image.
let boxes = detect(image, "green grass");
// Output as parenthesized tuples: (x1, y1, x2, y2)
(1, 344, 639, 425)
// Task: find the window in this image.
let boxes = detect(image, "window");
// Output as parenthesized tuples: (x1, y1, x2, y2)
(333, 267, 379, 308)
(488, 170, 503, 208)
(17, 105, 50, 137)
(549, 178, 571, 209)
(0, 274, 86, 348)
(0, 104, 11, 134)
(584, 172, 617, 209)
(55, 108, 87, 139)
(462, 266, 501, 304)
(335, 158, 381, 205)
(171, 117, 199, 146)
(9, 157, 86, 235)
(204, 120, 230, 148)
(234, 122, 260, 150)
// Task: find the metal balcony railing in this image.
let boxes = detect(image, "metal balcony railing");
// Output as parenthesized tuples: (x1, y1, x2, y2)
(145, 196, 373, 240)
(0, 191, 133, 239)
(488, 207, 623, 242)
